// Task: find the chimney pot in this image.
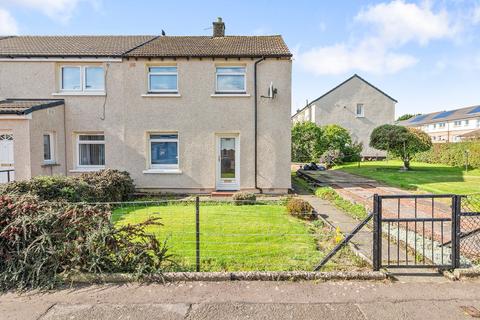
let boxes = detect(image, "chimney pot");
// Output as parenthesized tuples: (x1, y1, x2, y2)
(212, 17, 225, 37)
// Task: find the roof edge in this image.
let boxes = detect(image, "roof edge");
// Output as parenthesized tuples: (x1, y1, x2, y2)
(0, 99, 64, 115)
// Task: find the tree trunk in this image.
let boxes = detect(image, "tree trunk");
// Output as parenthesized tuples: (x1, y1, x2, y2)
(402, 157, 410, 171)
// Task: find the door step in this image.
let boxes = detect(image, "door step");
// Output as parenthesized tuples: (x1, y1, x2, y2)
(211, 191, 236, 197)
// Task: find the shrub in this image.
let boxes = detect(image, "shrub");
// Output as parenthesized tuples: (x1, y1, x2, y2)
(0, 169, 135, 202)
(0, 195, 169, 290)
(79, 169, 135, 202)
(413, 141, 480, 169)
(232, 192, 256, 205)
(286, 198, 315, 220)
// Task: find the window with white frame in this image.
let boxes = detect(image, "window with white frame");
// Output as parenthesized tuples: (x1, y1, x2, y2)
(76, 134, 105, 168)
(43, 133, 55, 163)
(465, 119, 469, 126)
(148, 66, 178, 93)
(60, 66, 105, 92)
(149, 133, 179, 169)
(439, 122, 446, 128)
(454, 120, 461, 127)
(356, 104, 365, 117)
(477, 119, 480, 128)
(215, 66, 246, 93)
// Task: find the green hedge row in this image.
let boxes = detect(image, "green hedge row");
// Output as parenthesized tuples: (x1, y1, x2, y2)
(0, 169, 135, 202)
(413, 141, 480, 169)
(0, 195, 169, 290)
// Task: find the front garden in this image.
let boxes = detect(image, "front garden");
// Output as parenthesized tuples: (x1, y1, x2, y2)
(0, 170, 367, 290)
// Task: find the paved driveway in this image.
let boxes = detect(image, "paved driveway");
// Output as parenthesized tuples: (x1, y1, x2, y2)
(2, 280, 480, 319)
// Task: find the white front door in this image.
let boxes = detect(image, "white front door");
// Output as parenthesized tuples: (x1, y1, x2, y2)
(0, 133, 14, 183)
(216, 135, 240, 191)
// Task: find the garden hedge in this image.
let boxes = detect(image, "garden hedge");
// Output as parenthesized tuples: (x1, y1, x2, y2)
(0, 169, 135, 202)
(413, 141, 480, 169)
(0, 195, 169, 290)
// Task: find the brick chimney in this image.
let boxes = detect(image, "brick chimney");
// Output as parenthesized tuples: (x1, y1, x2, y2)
(212, 17, 225, 37)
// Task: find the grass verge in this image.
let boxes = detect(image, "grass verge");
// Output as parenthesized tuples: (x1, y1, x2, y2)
(315, 186, 368, 220)
(334, 160, 480, 195)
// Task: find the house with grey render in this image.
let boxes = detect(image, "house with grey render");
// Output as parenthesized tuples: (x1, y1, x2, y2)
(0, 18, 292, 193)
(398, 105, 480, 143)
(291, 74, 396, 157)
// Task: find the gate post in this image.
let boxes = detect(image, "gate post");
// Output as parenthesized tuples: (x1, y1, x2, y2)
(195, 196, 200, 272)
(372, 194, 382, 271)
(451, 195, 461, 269)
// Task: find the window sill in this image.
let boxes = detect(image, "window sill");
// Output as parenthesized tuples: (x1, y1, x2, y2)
(211, 93, 250, 98)
(52, 92, 106, 96)
(143, 169, 182, 174)
(41, 162, 60, 167)
(355, 115, 365, 118)
(141, 93, 181, 98)
(70, 167, 105, 173)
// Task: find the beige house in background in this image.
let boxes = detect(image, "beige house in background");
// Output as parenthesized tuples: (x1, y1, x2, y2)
(0, 19, 292, 193)
(398, 105, 480, 143)
(291, 75, 396, 157)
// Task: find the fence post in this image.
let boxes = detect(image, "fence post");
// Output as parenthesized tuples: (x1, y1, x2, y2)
(195, 196, 200, 272)
(372, 194, 381, 271)
(7, 170, 10, 183)
(452, 195, 461, 269)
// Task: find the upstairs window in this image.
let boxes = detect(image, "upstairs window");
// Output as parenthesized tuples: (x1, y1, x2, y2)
(216, 66, 246, 93)
(60, 66, 105, 92)
(149, 133, 179, 169)
(465, 120, 469, 126)
(148, 66, 178, 93)
(356, 104, 365, 117)
(454, 120, 461, 127)
(77, 134, 105, 168)
(43, 133, 55, 163)
(439, 122, 446, 128)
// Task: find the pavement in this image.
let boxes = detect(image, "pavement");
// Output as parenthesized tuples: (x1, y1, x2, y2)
(2, 280, 480, 319)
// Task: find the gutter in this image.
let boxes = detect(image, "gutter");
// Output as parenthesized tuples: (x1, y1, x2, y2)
(254, 57, 266, 193)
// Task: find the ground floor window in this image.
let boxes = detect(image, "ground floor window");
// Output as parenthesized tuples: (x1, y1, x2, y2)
(43, 133, 55, 163)
(149, 133, 178, 169)
(77, 134, 105, 168)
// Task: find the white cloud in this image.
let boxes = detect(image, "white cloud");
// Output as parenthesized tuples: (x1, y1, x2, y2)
(297, 0, 456, 76)
(356, 0, 455, 46)
(0, 0, 100, 23)
(0, 8, 18, 35)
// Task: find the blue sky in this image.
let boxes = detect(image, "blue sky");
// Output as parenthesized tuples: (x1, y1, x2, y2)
(1, 0, 480, 118)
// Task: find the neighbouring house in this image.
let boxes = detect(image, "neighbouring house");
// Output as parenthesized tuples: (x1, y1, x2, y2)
(0, 18, 292, 193)
(398, 105, 480, 143)
(291, 74, 397, 158)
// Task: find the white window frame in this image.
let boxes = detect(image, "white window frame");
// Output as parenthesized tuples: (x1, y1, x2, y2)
(60, 65, 105, 93)
(355, 103, 365, 117)
(215, 66, 247, 93)
(454, 120, 461, 127)
(149, 133, 179, 170)
(148, 66, 178, 93)
(464, 119, 469, 126)
(43, 132, 55, 163)
(76, 133, 105, 169)
(439, 122, 446, 128)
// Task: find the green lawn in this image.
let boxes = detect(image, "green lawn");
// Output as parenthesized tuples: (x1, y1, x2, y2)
(113, 202, 323, 271)
(335, 160, 480, 195)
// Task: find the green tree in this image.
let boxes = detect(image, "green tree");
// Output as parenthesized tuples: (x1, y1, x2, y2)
(396, 114, 419, 122)
(370, 124, 432, 170)
(291, 122, 325, 162)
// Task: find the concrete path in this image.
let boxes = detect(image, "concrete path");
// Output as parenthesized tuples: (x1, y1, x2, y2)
(2, 280, 480, 319)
